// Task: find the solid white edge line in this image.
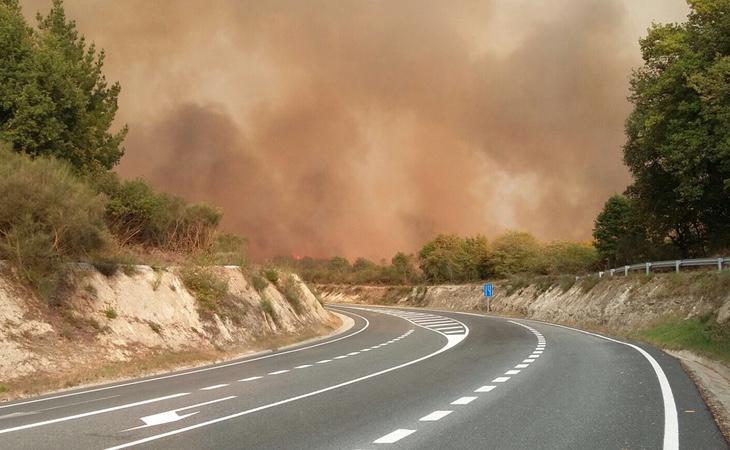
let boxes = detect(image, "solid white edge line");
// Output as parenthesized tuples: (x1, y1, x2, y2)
(104, 309, 469, 450)
(0, 310, 370, 411)
(0, 393, 189, 434)
(347, 304, 679, 450)
(510, 318, 679, 450)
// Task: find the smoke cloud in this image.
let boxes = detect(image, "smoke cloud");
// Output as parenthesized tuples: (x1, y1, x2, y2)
(23, 0, 689, 259)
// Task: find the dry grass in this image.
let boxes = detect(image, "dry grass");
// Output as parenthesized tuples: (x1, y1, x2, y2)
(0, 323, 337, 402)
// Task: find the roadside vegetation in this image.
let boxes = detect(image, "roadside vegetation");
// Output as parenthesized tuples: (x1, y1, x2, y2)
(0, 0, 252, 311)
(640, 315, 730, 364)
(276, 233, 598, 285)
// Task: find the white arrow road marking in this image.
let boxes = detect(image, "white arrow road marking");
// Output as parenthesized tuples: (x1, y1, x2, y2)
(105, 311, 468, 450)
(0, 393, 189, 435)
(122, 396, 236, 431)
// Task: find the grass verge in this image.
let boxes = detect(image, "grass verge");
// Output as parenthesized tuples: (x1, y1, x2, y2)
(639, 315, 730, 364)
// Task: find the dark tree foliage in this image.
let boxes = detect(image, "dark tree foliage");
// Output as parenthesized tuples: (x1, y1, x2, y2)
(624, 0, 730, 256)
(592, 195, 652, 267)
(0, 0, 127, 172)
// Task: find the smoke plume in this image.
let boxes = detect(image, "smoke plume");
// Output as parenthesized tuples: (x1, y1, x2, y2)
(22, 0, 689, 259)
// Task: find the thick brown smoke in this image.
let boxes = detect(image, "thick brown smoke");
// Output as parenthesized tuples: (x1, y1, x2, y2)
(23, 0, 689, 260)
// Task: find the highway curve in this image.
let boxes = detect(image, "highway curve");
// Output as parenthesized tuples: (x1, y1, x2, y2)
(0, 305, 725, 449)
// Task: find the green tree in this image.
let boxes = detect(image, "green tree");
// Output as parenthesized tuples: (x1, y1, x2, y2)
(540, 241, 599, 274)
(490, 231, 541, 277)
(390, 252, 417, 284)
(624, 0, 730, 256)
(592, 195, 651, 267)
(461, 235, 491, 280)
(418, 234, 465, 283)
(0, 0, 126, 172)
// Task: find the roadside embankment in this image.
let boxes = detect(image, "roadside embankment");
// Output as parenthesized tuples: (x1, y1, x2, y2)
(0, 264, 339, 401)
(317, 272, 730, 439)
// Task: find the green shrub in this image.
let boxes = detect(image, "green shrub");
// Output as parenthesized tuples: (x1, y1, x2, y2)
(0, 384, 8, 394)
(104, 308, 117, 319)
(280, 275, 303, 313)
(259, 297, 279, 324)
(180, 266, 228, 311)
(92, 173, 221, 253)
(252, 275, 268, 292)
(263, 269, 279, 284)
(91, 251, 140, 277)
(505, 276, 529, 296)
(578, 275, 601, 293)
(558, 275, 577, 293)
(0, 147, 108, 298)
(198, 233, 248, 267)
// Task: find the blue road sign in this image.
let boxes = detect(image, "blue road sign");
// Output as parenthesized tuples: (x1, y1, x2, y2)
(483, 283, 493, 297)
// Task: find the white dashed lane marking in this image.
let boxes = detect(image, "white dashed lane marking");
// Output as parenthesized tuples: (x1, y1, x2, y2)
(238, 376, 261, 382)
(451, 396, 477, 405)
(475, 385, 496, 393)
(354, 317, 548, 449)
(419, 410, 452, 421)
(268, 370, 290, 375)
(373, 429, 416, 444)
(200, 384, 228, 391)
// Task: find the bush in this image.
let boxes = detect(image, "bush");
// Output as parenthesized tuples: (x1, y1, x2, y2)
(104, 308, 117, 319)
(280, 275, 303, 313)
(260, 298, 279, 324)
(252, 275, 268, 292)
(93, 173, 221, 253)
(180, 266, 228, 311)
(263, 269, 279, 284)
(198, 233, 248, 267)
(0, 147, 108, 297)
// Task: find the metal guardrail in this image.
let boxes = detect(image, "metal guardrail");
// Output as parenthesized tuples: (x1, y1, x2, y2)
(597, 257, 728, 277)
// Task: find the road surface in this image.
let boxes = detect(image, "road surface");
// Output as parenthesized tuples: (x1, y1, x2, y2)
(0, 305, 725, 449)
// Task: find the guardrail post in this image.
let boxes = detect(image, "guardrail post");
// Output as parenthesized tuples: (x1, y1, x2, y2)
(719, 257, 724, 272)
(624, 265, 629, 276)
(645, 262, 651, 275)
(610, 269, 615, 276)
(598, 271, 603, 278)
(675, 260, 680, 273)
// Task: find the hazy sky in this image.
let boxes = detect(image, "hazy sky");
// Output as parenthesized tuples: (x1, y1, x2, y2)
(22, 0, 690, 260)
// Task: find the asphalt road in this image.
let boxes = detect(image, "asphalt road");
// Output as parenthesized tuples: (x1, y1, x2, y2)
(0, 305, 725, 449)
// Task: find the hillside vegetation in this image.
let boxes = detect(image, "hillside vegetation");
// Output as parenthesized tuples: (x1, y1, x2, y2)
(0, 0, 258, 310)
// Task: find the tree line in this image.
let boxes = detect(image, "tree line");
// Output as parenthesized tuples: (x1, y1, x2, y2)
(276, 232, 598, 285)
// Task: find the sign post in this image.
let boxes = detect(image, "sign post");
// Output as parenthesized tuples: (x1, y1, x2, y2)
(483, 283, 493, 312)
